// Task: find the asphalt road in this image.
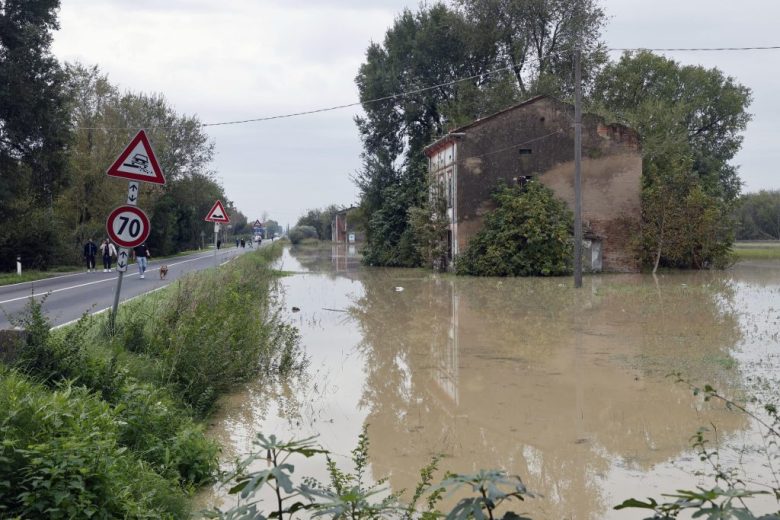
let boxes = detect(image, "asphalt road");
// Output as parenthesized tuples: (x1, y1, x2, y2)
(0, 245, 255, 330)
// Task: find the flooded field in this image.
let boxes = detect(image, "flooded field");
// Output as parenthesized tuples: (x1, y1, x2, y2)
(200, 244, 780, 519)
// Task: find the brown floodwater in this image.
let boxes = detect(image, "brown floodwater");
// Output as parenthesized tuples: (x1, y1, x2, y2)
(198, 245, 780, 519)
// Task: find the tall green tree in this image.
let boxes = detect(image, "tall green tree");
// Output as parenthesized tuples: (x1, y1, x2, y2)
(592, 51, 751, 269)
(454, 0, 608, 97)
(0, 0, 71, 268)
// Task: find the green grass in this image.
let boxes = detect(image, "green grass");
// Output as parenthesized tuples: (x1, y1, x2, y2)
(1, 242, 304, 518)
(733, 240, 780, 261)
(0, 265, 83, 286)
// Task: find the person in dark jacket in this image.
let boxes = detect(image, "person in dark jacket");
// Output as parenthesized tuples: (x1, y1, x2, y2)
(83, 238, 97, 272)
(132, 243, 150, 279)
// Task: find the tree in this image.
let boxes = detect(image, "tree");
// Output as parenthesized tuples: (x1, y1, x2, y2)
(735, 190, 780, 240)
(456, 182, 573, 276)
(296, 205, 341, 240)
(0, 0, 71, 268)
(592, 51, 751, 269)
(454, 0, 608, 98)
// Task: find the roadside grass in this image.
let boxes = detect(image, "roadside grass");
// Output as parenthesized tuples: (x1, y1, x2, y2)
(0, 242, 306, 518)
(733, 240, 780, 261)
(0, 265, 81, 286)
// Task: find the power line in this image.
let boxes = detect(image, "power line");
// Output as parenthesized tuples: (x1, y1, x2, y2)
(74, 44, 779, 131)
(609, 45, 780, 52)
(200, 45, 780, 127)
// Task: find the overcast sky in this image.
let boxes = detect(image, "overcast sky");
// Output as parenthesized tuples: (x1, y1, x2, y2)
(52, 0, 780, 226)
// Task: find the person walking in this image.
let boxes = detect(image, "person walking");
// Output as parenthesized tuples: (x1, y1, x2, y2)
(240, 238, 245, 248)
(100, 239, 117, 272)
(132, 243, 150, 279)
(83, 238, 97, 272)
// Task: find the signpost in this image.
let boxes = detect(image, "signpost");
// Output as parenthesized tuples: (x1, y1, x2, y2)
(204, 200, 230, 265)
(106, 130, 166, 330)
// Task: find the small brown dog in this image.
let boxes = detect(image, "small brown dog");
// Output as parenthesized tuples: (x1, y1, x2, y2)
(159, 265, 169, 279)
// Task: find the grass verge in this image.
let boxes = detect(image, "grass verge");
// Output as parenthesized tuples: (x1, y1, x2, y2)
(0, 242, 306, 518)
(733, 240, 780, 261)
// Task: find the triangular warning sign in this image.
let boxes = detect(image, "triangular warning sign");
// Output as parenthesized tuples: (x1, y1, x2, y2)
(107, 130, 166, 185)
(254, 220, 262, 227)
(205, 200, 230, 223)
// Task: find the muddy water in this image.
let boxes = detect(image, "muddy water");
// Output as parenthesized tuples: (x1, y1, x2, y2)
(200, 245, 780, 519)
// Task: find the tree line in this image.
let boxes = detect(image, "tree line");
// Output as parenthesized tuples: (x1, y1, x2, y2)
(0, 1, 248, 270)
(354, 0, 752, 272)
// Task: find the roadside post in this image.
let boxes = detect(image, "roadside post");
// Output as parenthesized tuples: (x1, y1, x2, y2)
(16, 255, 21, 276)
(204, 200, 230, 266)
(105, 130, 166, 331)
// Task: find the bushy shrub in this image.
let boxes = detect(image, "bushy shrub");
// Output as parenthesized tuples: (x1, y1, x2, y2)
(11, 298, 220, 488)
(456, 182, 573, 276)
(141, 246, 305, 415)
(288, 225, 318, 244)
(113, 382, 219, 486)
(0, 369, 188, 519)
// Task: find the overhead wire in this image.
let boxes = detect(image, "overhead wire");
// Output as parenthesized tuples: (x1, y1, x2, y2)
(73, 44, 779, 131)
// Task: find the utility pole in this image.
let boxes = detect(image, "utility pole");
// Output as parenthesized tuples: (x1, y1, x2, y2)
(573, 47, 583, 289)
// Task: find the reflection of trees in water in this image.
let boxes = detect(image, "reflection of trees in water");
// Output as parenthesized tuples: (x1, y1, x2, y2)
(350, 271, 746, 519)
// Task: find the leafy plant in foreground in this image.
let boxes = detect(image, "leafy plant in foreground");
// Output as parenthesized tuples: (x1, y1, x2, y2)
(205, 431, 535, 519)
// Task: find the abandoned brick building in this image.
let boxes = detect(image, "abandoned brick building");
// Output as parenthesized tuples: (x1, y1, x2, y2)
(423, 95, 642, 273)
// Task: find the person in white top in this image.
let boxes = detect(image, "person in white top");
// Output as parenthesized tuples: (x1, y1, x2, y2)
(100, 239, 117, 272)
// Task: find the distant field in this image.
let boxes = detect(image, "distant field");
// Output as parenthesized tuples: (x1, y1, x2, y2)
(733, 240, 780, 260)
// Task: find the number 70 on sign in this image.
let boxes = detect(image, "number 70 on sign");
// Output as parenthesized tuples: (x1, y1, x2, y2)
(106, 205, 150, 249)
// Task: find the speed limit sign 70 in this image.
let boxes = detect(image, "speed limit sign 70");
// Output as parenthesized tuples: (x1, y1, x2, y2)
(106, 205, 150, 248)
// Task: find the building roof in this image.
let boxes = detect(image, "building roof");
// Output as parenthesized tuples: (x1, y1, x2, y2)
(423, 95, 549, 156)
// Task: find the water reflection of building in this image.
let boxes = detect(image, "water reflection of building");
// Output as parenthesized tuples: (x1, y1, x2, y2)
(354, 273, 745, 519)
(428, 278, 459, 406)
(331, 243, 360, 273)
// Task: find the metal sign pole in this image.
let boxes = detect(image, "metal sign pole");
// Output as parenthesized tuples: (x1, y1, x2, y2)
(110, 181, 139, 331)
(214, 222, 219, 266)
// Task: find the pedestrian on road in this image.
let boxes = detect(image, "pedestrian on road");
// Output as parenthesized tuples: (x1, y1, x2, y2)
(240, 238, 245, 248)
(132, 243, 150, 279)
(217, 239, 221, 250)
(83, 238, 97, 272)
(235, 238, 239, 248)
(100, 239, 117, 272)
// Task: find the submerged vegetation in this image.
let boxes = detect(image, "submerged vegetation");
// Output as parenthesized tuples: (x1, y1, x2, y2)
(455, 182, 573, 277)
(0, 244, 306, 518)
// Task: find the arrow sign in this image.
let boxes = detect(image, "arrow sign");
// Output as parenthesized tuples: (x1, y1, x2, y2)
(116, 247, 129, 272)
(204, 200, 230, 223)
(107, 130, 166, 185)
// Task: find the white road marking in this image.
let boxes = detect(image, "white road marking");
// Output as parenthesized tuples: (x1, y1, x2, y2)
(52, 285, 170, 330)
(0, 250, 239, 305)
(0, 249, 225, 290)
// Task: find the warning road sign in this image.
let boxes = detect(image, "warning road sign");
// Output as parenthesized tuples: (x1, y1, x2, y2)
(204, 200, 230, 223)
(106, 205, 151, 248)
(107, 130, 166, 185)
(254, 219, 262, 227)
